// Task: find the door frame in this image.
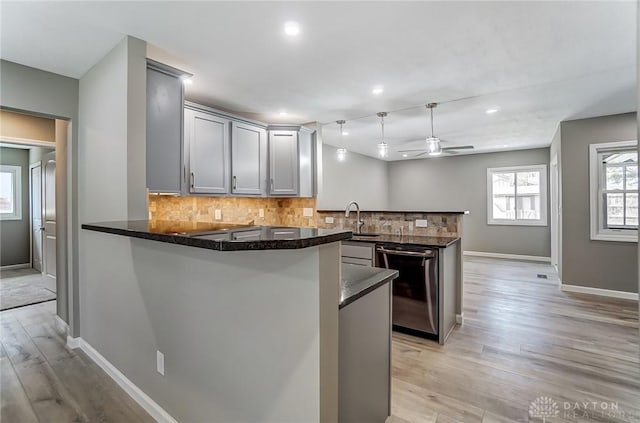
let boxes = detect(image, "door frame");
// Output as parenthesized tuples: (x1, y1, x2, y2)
(550, 155, 560, 276)
(29, 161, 44, 273)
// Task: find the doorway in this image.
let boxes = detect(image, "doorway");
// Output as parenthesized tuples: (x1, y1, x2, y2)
(1, 142, 56, 310)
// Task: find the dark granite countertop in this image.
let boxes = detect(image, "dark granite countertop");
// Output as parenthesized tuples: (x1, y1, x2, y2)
(317, 209, 469, 214)
(340, 264, 398, 309)
(81, 220, 352, 251)
(347, 233, 460, 248)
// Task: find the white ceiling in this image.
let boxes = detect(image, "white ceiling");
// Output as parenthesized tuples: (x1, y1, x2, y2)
(1, 1, 636, 161)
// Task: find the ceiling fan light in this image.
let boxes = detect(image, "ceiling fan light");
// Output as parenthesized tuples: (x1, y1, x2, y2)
(425, 137, 441, 155)
(336, 147, 347, 162)
(378, 141, 389, 158)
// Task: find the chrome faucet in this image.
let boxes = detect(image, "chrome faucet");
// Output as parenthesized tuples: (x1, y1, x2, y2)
(345, 201, 365, 234)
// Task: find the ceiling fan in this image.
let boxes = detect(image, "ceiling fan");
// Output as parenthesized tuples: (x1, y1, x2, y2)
(398, 103, 474, 157)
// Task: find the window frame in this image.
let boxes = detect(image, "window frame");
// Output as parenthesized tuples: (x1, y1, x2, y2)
(0, 164, 22, 221)
(487, 164, 548, 227)
(589, 140, 638, 243)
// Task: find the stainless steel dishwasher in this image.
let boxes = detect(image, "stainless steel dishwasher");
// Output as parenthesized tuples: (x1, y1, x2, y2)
(376, 245, 438, 339)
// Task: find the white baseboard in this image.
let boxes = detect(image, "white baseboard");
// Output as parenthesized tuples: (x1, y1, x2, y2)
(0, 263, 31, 270)
(561, 284, 639, 301)
(463, 251, 551, 263)
(455, 313, 464, 325)
(66, 337, 178, 423)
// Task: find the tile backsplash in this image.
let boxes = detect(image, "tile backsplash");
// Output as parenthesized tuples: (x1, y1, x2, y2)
(148, 195, 463, 238)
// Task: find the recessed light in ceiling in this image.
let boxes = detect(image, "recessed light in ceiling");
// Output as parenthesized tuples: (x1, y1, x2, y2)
(372, 85, 384, 95)
(342, 131, 349, 136)
(486, 108, 499, 114)
(402, 154, 408, 158)
(284, 21, 300, 36)
(279, 111, 288, 116)
(503, 144, 509, 147)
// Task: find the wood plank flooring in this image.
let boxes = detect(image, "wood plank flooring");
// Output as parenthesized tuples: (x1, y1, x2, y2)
(391, 257, 640, 423)
(0, 300, 153, 423)
(1, 258, 638, 423)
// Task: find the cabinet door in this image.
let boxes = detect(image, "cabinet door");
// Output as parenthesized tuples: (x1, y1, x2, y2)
(146, 67, 183, 193)
(268, 130, 299, 196)
(231, 122, 267, 195)
(187, 110, 230, 194)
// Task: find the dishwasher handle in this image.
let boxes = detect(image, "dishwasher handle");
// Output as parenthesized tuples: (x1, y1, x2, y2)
(376, 247, 435, 258)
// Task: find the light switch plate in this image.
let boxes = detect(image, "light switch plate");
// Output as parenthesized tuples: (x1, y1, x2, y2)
(325, 216, 335, 224)
(415, 219, 429, 228)
(157, 351, 165, 376)
(214, 209, 222, 220)
(259, 209, 265, 218)
(303, 208, 314, 217)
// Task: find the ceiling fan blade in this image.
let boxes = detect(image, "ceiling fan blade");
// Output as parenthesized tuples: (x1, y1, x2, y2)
(443, 150, 459, 155)
(414, 151, 429, 157)
(398, 149, 428, 153)
(441, 145, 474, 150)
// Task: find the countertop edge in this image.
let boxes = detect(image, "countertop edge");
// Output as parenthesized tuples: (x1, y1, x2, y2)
(81, 223, 352, 251)
(340, 265, 399, 309)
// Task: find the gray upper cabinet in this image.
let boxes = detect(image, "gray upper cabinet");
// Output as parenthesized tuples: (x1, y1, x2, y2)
(186, 109, 230, 194)
(268, 130, 299, 196)
(146, 60, 188, 193)
(231, 122, 267, 195)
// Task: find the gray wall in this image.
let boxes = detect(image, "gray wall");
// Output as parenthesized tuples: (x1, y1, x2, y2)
(317, 144, 389, 211)
(560, 113, 638, 293)
(0, 59, 78, 327)
(29, 146, 55, 164)
(388, 148, 551, 257)
(0, 147, 30, 266)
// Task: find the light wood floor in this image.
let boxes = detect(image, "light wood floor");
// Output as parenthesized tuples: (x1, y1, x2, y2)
(1, 258, 638, 423)
(391, 257, 640, 423)
(0, 300, 153, 422)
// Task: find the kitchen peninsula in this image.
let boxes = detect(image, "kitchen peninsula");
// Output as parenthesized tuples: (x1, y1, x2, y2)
(80, 220, 396, 422)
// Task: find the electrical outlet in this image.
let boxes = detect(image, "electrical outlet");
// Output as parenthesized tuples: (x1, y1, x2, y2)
(214, 209, 222, 220)
(157, 351, 165, 376)
(259, 209, 265, 218)
(303, 208, 314, 217)
(415, 219, 428, 228)
(408, 222, 414, 231)
(325, 216, 335, 224)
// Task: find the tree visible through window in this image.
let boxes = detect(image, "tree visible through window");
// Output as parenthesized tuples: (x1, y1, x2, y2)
(487, 165, 547, 226)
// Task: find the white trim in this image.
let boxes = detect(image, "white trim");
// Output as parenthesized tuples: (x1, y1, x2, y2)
(487, 164, 548, 227)
(455, 313, 464, 325)
(561, 284, 639, 301)
(463, 250, 551, 263)
(0, 137, 56, 148)
(589, 140, 638, 243)
(66, 337, 178, 423)
(0, 263, 31, 270)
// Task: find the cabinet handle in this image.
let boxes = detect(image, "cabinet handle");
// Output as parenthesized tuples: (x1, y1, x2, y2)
(270, 178, 274, 192)
(191, 172, 195, 189)
(233, 176, 237, 190)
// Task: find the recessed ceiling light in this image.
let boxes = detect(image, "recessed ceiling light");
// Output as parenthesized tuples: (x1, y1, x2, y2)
(284, 21, 300, 36)
(279, 111, 288, 116)
(503, 144, 509, 147)
(372, 85, 384, 95)
(402, 154, 408, 158)
(342, 131, 349, 136)
(486, 108, 499, 114)
(181, 77, 193, 85)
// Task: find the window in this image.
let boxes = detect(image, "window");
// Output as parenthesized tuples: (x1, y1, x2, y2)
(589, 141, 638, 242)
(487, 165, 547, 226)
(0, 165, 22, 221)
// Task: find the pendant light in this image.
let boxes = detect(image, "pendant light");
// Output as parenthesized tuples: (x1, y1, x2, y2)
(425, 103, 442, 156)
(336, 120, 347, 161)
(377, 112, 388, 158)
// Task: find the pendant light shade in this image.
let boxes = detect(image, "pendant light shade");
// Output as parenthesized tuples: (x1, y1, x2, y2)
(377, 112, 388, 158)
(336, 120, 347, 161)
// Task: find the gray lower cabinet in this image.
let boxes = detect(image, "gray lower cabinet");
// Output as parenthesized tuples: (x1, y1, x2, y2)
(339, 282, 391, 422)
(268, 130, 299, 196)
(146, 61, 186, 193)
(231, 122, 267, 195)
(186, 109, 230, 194)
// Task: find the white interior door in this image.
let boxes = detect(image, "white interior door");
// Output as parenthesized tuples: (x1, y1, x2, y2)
(43, 155, 56, 282)
(550, 156, 559, 272)
(30, 163, 43, 272)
